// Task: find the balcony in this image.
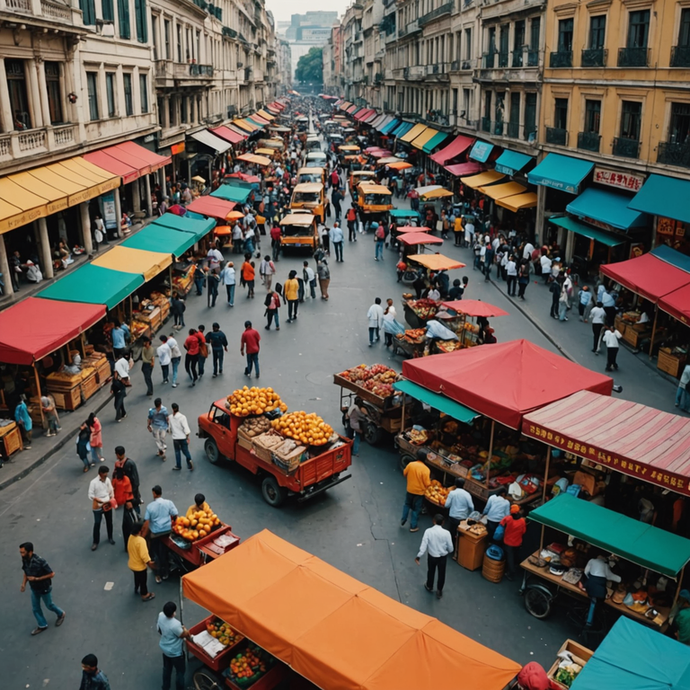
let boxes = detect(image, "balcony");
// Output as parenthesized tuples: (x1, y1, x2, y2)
(657, 141, 690, 168)
(0, 0, 78, 24)
(402, 65, 425, 80)
(0, 123, 77, 165)
(577, 131, 600, 152)
(481, 116, 491, 133)
(550, 50, 573, 68)
(506, 121, 520, 138)
(418, 1, 452, 26)
(546, 127, 567, 145)
(527, 50, 539, 67)
(612, 137, 640, 158)
(189, 64, 214, 77)
(671, 45, 690, 67)
(618, 47, 648, 67)
(497, 52, 509, 67)
(481, 120, 504, 135)
(580, 48, 606, 67)
(222, 26, 238, 39)
(397, 19, 420, 38)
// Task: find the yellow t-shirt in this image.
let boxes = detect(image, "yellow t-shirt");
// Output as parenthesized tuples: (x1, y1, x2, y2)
(186, 501, 212, 519)
(284, 278, 299, 301)
(454, 217, 463, 233)
(127, 535, 151, 572)
(404, 460, 431, 495)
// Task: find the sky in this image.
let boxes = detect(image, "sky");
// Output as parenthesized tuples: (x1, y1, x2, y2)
(266, 0, 349, 24)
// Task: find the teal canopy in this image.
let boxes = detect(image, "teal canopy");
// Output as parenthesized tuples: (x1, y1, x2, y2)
(392, 121, 414, 138)
(422, 132, 449, 154)
(211, 185, 253, 204)
(38, 264, 144, 310)
(468, 141, 494, 163)
(150, 213, 215, 240)
(628, 174, 690, 224)
(123, 224, 198, 258)
(527, 153, 593, 194)
(571, 617, 690, 690)
(651, 244, 690, 273)
(528, 494, 690, 576)
(566, 188, 647, 231)
(390, 209, 421, 219)
(381, 118, 400, 135)
(549, 216, 625, 247)
(393, 380, 479, 425)
(494, 149, 533, 176)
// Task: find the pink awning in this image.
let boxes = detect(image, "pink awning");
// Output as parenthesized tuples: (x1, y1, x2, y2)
(185, 196, 236, 220)
(445, 162, 484, 177)
(212, 126, 245, 145)
(430, 135, 475, 166)
(84, 142, 170, 184)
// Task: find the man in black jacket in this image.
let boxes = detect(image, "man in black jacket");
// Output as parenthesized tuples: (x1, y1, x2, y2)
(20, 542, 66, 635)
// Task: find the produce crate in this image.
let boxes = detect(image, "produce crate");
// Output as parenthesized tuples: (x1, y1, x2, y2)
(613, 316, 627, 338)
(547, 639, 593, 690)
(81, 372, 99, 401)
(47, 385, 81, 411)
(186, 615, 245, 673)
(333, 373, 390, 407)
(621, 326, 649, 348)
(0, 422, 22, 457)
(657, 349, 687, 378)
(223, 643, 284, 690)
(94, 358, 112, 386)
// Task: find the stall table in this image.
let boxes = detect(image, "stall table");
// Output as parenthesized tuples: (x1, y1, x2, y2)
(0, 421, 22, 457)
(46, 366, 98, 410)
(658, 348, 687, 378)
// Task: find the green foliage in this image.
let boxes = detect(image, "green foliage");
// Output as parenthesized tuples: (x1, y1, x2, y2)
(295, 47, 323, 84)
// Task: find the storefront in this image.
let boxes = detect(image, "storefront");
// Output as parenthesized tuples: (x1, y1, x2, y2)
(188, 130, 233, 187)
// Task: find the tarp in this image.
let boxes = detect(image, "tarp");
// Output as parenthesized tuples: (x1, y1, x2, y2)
(211, 185, 253, 204)
(496, 193, 538, 212)
(461, 171, 505, 188)
(185, 196, 236, 220)
(182, 530, 520, 690)
(38, 264, 144, 310)
(0, 297, 105, 365)
(548, 215, 625, 247)
(92, 245, 172, 282)
(410, 127, 440, 151)
(528, 494, 690, 577)
(571, 618, 690, 690)
(190, 130, 232, 154)
(390, 209, 421, 220)
(406, 254, 465, 271)
(402, 339, 613, 430)
(441, 300, 508, 318)
(523, 389, 690, 498)
(400, 123, 427, 143)
(123, 223, 198, 258)
(393, 380, 478, 424)
(381, 118, 400, 135)
(659, 283, 690, 325)
(211, 126, 246, 144)
(628, 173, 690, 224)
(392, 121, 414, 138)
(566, 187, 647, 231)
(468, 141, 494, 163)
(494, 149, 533, 176)
(528, 153, 593, 194)
(652, 244, 690, 273)
(150, 213, 215, 241)
(84, 141, 170, 183)
(430, 135, 474, 165)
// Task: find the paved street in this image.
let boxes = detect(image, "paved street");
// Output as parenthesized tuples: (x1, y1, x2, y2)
(0, 176, 679, 689)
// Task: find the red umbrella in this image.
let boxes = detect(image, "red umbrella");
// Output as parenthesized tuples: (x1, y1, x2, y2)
(441, 300, 509, 318)
(398, 232, 444, 246)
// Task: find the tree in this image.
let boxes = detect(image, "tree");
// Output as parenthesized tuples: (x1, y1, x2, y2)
(295, 47, 323, 84)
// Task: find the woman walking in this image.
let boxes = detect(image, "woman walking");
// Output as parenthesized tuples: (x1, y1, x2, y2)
(265, 288, 281, 330)
(88, 413, 104, 463)
(284, 271, 300, 323)
(241, 256, 255, 298)
(111, 372, 127, 422)
(76, 422, 92, 472)
(517, 261, 529, 300)
(317, 259, 330, 300)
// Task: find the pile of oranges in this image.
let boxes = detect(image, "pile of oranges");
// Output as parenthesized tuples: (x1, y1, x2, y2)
(229, 646, 267, 681)
(271, 411, 333, 447)
(227, 386, 288, 417)
(172, 509, 220, 542)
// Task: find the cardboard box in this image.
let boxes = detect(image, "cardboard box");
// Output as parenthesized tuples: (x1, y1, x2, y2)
(547, 639, 593, 690)
(237, 434, 254, 453)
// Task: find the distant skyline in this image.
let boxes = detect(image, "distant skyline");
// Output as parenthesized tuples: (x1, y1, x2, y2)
(266, 0, 347, 24)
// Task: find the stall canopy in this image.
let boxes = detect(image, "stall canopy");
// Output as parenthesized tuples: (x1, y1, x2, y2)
(38, 264, 144, 310)
(182, 530, 520, 690)
(527, 153, 594, 195)
(659, 283, 690, 325)
(406, 254, 465, 271)
(392, 121, 415, 138)
(430, 135, 474, 166)
(445, 162, 484, 177)
(494, 150, 533, 176)
(210, 125, 246, 145)
(566, 188, 647, 231)
(402, 339, 613, 430)
(478, 181, 527, 200)
(211, 185, 253, 204)
(441, 300, 509, 318)
(83, 141, 170, 183)
(122, 223, 198, 258)
(390, 209, 421, 220)
(0, 297, 106, 365)
(415, 185, 454, 199)
(468, 140, 494, 163)
(461, 170, 505, 189)
(185, 196, 236, 220)
(410, 127, 441, 151)
(92, 245, 172, 282)
(628, 173, 690, 224)
(570, 617, 690, 690)
(496, 193, 538, 212)
(399, 123, 427, 143)
(398, 232, 444, 246)
(394, 380, 479, 424)
(549, 216, 625, 248)
(522, 389, 690, 497)
(150, 213, 215, 241)
(528, 493, 690, 577)
(189, 130, 232, 154)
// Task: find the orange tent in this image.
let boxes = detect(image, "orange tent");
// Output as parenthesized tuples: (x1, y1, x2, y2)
(182, 530, 520, 690)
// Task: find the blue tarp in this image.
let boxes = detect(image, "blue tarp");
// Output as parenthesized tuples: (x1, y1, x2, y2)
(211, 185, 253, 204)
(566, 188, 647, 231)
(150, 213, 216, 240)
(528, 153, 594, 194)
(628, 173, 690, 224)
(392, 121, 414, 138)
(381, 118, 400, 135)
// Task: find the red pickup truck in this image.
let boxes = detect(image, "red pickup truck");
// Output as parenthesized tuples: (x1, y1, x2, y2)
(198, 399, 353, 506)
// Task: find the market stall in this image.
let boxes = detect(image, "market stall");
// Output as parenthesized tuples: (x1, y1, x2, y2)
(438, 300, 509, 349)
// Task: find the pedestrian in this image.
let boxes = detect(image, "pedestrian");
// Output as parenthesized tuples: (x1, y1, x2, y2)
(157, 335, 171, 384)
(265, 288, 281, 330)
(147, 399, 170, 460)
(401, 449, 431, 532)
(160, 334, 182, 388)
(41, 394, 60, 437)
(94, 215, 105, 248)
(206, 269, 220, 307)
(453, 215, 463, 246)
(111, 320, 130, 359)
(270, 222, 282, 261)
(206, 322, 228, 377)
(111, 373, 127, 422)
(241, 320, 261, 379)
(484, 243, 495, 281)
(19, 541, 66, 635)
(157, 601, 191, 690)
(183, 328, 199, 387)
(114, 351, 132, 385)
(549, 277, 561, 319)
(374, 223, 385, 261)
(321, 223, 331, 256)
(79, 654, 110, 690)
(482, 488, 511, 539)
(141, 336, 155, 396)
(332, 187, 343, 221)
(331, 221, 344, 261)
(602, 287, 618, 326)
(345, 396, 363, 456)
(382, 298, 397, 348)
(317, 258, 330, 300)
(517, 261, 529, 300)
(144, 485, 178, 582)
(303, 261, 316, 299)
(499, 505, 527, 580)
(506, 255, 518, 296)
(170, 292, 186, 330)
(219, 261, 236, 306)
(207, 244, 223, 271)
(578, 285, 593, 322)
(14, 395, 32, 448)
(284, 270, 300, 322)
(346, 206, 357, 241)
(367, 297, 384, 346)
(444, 477, 474, 545)
(112, 466, 133, 507)
(88, 465, 115, 550)
(603, 325, 622, 371)
(415, 514, 454, 599)
(169, 403, 193, 471)
(676, 364, 690, 413)
(558, 279, 569, 321)
(76, 422, 92, 472)
(122, 498, 139, 551)
(195, 325, 208, 379)
(241, 256, 255, 298)
(115, 446, 141, 513)
(259, 255, 276, 290)
(590, 301, 606, 353)
(193, 260, 206, 296)
(127, 521, 156, 602)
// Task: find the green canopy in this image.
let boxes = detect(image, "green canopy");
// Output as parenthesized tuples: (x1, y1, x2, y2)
(629, 174, 690, 225)
(123, 224, 198, 258)
(549, 216, 625, 248)
(393, 380, 478, 425)
(150, 213, 215, 240)
(528, 494, 690, 577)
(211, 185, 253, 204)
(38, 264, 144, 310)
(390, 209, 421, 219)
(422, 132, 449, 154)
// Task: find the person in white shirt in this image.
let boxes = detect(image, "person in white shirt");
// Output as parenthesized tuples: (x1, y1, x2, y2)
(382, 298, 397, 348)
(482, 488, 511, 539)
(540, 254, 552, 283)
(169, 402, 193, 471)
(602, 326, 621, 372)
(25, 260, 43, 283)
(444, 478, 474, 544)
(427, 286, 441, 301)
(583, 554, 621, 626)
(160, 335, 182, 388)
(415, 514, 454, 598)
(523, 242, 534, 261)
(156, 338, 172, 384)
(88, 465, 115, 550)
(206, 247, 223, 271)
(590, 302, 607, 353)
(219, 261, 236, 306)
(259, 255, 276, 290)
(505, 257, 518, 296)
(367, 298, 384, 346)
(464, 221, 474, 248)
(114, 353, 132, 383)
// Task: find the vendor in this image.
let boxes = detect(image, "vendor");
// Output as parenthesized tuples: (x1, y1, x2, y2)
(581, 554, 621, 627)
(186, 493, 212, 519)
(62, 352, 82, 375)
(673, 589, 690, 646)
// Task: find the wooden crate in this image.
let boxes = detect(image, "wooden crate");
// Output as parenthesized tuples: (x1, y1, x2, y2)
(0, 422, 23, 456)
(547, 639, 593, 690)
(81, 372, 99, 401)
(94, 359, 112, 386)
(48, 385, 82, 411)
(621, 326, 649, 348)
(658, 349, 687, 379)
(614, 316, 627, 338)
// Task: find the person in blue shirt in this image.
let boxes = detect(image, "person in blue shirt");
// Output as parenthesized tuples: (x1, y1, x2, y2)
(444, 477, 474, 545)
(80, 653, 110, 690)
(147, 399, 170, 460)
(110, 320, 130, 359)
(157, 601, 191, 690)
(15, 395, 32, 449)
(482, 488, 511, 540)
(144, 486, 178, 582)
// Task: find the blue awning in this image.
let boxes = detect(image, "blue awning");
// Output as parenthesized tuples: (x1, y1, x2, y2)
(566, 188, 648, 231)
(528, 153, 594, 194)
(381, 118, 400, 135)
(393, 380, 479, 424)
(628, 174, 690, 224)
(392, 121, 414, 138)
(494, 149, 533, 176)
(549, 216, 625, 247)
(468, 140, 494, 163)
(651, 244, 690, 273)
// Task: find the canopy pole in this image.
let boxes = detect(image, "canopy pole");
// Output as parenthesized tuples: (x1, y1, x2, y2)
(401, 396, 407, 433)
(168, 264, 173, 296)
(649, 307, 659, 359)
(79, 333, 87, 359)
(33, 364, 45, 427)
(672, 565, 685, 613)
(486, 419, 495, 488)
(542, 447, 552, 503)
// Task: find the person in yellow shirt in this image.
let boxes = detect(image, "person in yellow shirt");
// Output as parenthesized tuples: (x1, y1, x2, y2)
(401, 449, 431, 532)
(127, 521, 156, 601)
(284, 270, 300, 323)
(185, 493, 212, 519)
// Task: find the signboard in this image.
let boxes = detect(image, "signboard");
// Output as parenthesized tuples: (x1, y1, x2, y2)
(170, 142, 185, 155)
(469, 141, 494, 163)
(101, 191, 118, 231)
(593, 166, 645, 193)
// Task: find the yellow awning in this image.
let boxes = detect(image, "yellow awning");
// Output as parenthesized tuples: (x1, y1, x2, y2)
(407, 254, 466, 271)
(410, 127, 439, 151)
(11, 171, 68, 215)
(234, 119, 258, 132)
(255, 148, 275, 156)
(92, 246, 172, 282)
(478, 181, 527, 200)
(420, 187, 454, 199)
(496, 192, 538, 212)
(461, 171, 506, 189)
(400, 123, 427, 143)
(257, 109, 275, 121)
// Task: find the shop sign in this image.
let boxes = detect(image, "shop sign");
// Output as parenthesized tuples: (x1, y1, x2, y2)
(144, 134, 156, 144)
(526, 423, 689, 495)
(593, 167, 645, 193)
(171, 142, 185, 155)
(101, 191, 117, 231)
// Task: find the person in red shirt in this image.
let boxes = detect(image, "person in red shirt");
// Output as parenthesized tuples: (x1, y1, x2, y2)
(183, 328, 200, 386)
(500, 504, 527, 580)
(240, 320, 261, 379)
(270, 222, 282, 261)
(241, 258, 255, 298)
(112, 467, 133, 507)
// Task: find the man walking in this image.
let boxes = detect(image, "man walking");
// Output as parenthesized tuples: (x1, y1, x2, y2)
(284, 270, 300, 322)
(206, 322, 228, 377)
(144, 486, 178, 582)
(206, 269, 220, 307)
(602, 325, 622, 372)
(346, 206, 357, 241)
(141, 336, 155, 396)
(367, 297, 384, 347)
(317, 259, 330, 300)
(169, 403, 193, 471)
(114, 446, 142, 512)
(259, 255, 276, 290)
(415, 514, 454, 599)
(183, 328, 200, 387)
(374, 223, 385, 261)
(160, 335, 182, 388)
(241, 320, 261, 379)
(127, 521, 156, 602)
(195, 325, 208, 379)
(79, 654, 110, 690)
(590, 301, 606, 353)
(147, 399, 170, 460)
(20, 541, 66, 635)
(303, 261, 316, 299)
(444, 478, 474, 545)
(219, 261, 236, 306)
(330, 221, 344, 262)
(401, 449, 431, 532)
(156, 335, 171, 384)
(88, 465, 115, 551)
(157, 601, 191, 690)
(332, 187, 343, 222)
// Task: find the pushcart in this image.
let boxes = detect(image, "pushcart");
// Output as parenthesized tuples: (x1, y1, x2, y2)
(164, 523, 241, 575)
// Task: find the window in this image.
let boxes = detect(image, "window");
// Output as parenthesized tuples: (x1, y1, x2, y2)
(680, 8, 690, 46)
(530, 17, 541, 50)
(524, 93, 537, 140)
(180, 96, 187, 124)
(669, 103, 690, 144)
(464, 28, 472, 60)
(118, 0, 131, 39)
(558, 18, 573, 52)
(151, 14, 158, 59)
(584, 99, 601, 132)
(80, 0, 96, 25)
(484, 90, 492, 118)
(508, 92, 520, 137)
(139, 73, 148, 113)
(45, 62, 64, 125)
(86, 71, 99, 121)
(488, 27, 496, 54)
(6, 59, 31, 130)
(186, 28, 191, 61)
(177, 24, 182, 63)
(134, 0, 147, 43)
(554, 98, 568, 129)
(462, 87, 471, 117)
(499, 24, 509, 65)
(589, 15, 606, 49)
(106, 72, 116, 117)
(168, 96, 175, 127)
(620, 100, 642, 140)
(123, 73, 133, 116)
(157, 96, 165, 127)
(627, 10, 649, 48)
(164, 19, 171, 60)
(102, 0, 114, 21)
(514, 20, 525, 50)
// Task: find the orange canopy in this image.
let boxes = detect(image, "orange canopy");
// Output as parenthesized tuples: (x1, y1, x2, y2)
(182, 530, 519, 690)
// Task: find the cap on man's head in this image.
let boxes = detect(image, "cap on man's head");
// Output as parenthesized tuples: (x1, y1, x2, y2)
(510, 504, 520, 514)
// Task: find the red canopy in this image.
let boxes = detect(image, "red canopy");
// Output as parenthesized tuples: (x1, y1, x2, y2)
(441, 300, 509, 317)
(429, 135, 475, 166)
(399, 232, 444, 246)
(445, 162, 484, 177)
(370, 149, 393, 158)
(395, 225, 431, 233)
(185, 196, 236, 220)
(659, 283, 690, 325)
(0, 297, 106, 365)
(84, 141, 169, 184)
(227, 172, 261, 184)
(402, 339, 613, 429)
(211, 125, 246, 144)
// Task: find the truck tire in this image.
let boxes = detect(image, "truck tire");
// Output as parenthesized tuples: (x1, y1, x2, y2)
(363, 421, 382, 446)
(399, 453, 415, 472)
(204, 438, 221, 465)
(261, 476, 287, 507)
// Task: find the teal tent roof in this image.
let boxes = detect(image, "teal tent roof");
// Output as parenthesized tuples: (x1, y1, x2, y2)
(393, 380, 479, 424)
(150, 213, 215, 240)
(628, 174, 690, 224)
(422, 132, 449, 154)
(211, 185, 253, 204)
(651, 244, 690, 273)
(123, 224, 198, 258)
(392, 121, 414, 138)
(38, 264, 144, 310)
(494, 149, 533, 176)
(566, 188, 647, 231)
(549, 216, 625, 247)
(528, 153, 593, 194)
(381, 118, 400, 135)
(468, 141, 494, 163)
(571, 617, 690, 690)
(528, 494, 690, 576)
(390, 209, 421, 219)
(246, 117, 265, 128)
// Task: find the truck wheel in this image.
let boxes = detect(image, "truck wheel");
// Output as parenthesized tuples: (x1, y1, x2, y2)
(261, 476, 287, 507)
(399, 453, 415, 472)
(204, 438, 221, 465)
(363, 422, 382, 446)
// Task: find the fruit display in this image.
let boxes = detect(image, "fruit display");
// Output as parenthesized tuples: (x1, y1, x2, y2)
(206, 617, 243, 647)
(406, 428, 428, 445)
(226, 644, 274, 686)
(226, 386, 288, 417)
(435, 339, 463, 353)
(172, 507, 221, 542)
(337, 364, 401, 398)
(425, 480, 453, 506)
(396, 328, 426, 344)
(407, 298, 438, 320)
(239, 416, 271, 437)
(271, 411, 333, 446)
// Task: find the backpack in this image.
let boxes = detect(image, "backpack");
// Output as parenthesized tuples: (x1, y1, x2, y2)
(264, 292, 273, 308)
(375, 226, 385, 240)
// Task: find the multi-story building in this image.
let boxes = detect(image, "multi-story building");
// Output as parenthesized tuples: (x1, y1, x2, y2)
(342, 3, 364, 104)
(360, 0, 384, 109)
(276, 38, 292, 91)
(322, 23, 342, 95)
